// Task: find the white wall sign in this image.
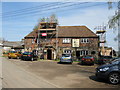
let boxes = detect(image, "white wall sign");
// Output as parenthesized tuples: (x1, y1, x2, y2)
(72, 39, 79, 47)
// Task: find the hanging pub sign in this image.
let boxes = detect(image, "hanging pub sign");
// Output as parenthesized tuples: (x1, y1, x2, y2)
(72, 39, 79, 47)
(41, 33, 47, 36)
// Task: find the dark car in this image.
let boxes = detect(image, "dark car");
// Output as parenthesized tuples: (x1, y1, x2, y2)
(60, 54, 73, 64)
(96, 58, 120, 84)
(21, 52, 38, 61)
(98, 56, 113, 64)
(80, 55, 94, 65)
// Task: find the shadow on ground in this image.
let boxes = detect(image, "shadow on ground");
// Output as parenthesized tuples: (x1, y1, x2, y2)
(77, 62, 95, 66)
(89, 75, 109, 84)
(57, 62, 72, 65)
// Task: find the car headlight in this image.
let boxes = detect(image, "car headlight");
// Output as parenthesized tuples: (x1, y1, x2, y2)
(99, 67, 110, 72)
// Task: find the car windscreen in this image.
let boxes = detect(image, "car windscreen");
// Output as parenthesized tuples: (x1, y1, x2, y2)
(111, 60, 120, 65)
(62, 54, 71, 57)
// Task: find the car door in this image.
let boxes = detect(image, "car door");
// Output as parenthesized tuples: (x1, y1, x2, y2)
(118, 61, 120, 71)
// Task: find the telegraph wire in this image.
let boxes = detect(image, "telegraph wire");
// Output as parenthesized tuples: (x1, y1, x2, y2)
(2, 2, 89, 18)
(2, 2, 107, 20)
(1, 0, 80, 15)
(2, 2, 84, 17)
(2, 2, 76, 17)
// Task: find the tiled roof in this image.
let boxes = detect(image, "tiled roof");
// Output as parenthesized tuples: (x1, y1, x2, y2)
(25, 30, 38, 38)
(58, 26, 98, 37)
(3, 41, 23, 48)
(25, 26, 98, 38)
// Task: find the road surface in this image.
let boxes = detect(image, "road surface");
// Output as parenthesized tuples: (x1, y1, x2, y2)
(2, 57, 59, 88)
(2, 58, 120, 88)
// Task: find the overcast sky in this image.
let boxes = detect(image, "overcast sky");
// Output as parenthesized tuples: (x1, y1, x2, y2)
(1, 1, 118, 51)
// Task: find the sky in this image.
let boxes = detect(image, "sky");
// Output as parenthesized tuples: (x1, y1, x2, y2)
(1, 1, 118, 51)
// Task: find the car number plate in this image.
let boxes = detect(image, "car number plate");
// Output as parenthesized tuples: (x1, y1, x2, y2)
(23, 55, 27, 56)
(86, 59, 90, 61)
(64, 58, 68, 60)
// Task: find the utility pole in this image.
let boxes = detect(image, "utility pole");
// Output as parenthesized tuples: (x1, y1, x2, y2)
(37, 23, 40, 56)
(118, 1, 120, 57)
(56, 24, 58, 60)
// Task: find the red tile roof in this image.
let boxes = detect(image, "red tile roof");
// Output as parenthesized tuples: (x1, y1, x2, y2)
(58, 26, 98, 37)
(25, 26, 98, 38)
(25, 30, 38, 38)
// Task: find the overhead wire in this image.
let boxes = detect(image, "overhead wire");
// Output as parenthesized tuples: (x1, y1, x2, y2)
(2, 2, 89, 18)
(1, 0, 80, 16)
(2, 2, 107, 20)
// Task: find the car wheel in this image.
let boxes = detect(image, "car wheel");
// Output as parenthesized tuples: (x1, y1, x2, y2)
(17, 57, 20, 59)
(81, 61, 84, 65)
(91, 62, 94, 65)
(109, 72, 120, 85)
(31, 57, 34, 61)
(8, 57, 11, 59)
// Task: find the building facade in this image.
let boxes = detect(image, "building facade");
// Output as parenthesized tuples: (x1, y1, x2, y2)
(24, 22, 99, 60)
(24, 29, 38, 52)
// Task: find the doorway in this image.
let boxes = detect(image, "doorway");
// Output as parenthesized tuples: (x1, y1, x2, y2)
(47, 49, 52, 60)
(76, 51, 80, 58)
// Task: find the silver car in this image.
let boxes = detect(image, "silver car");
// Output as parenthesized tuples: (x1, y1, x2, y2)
(60, 54, 73, 64)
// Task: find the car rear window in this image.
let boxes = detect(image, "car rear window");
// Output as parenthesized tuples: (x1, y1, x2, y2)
(101, 56, 112, 59)
(23, 52, 32, 55)
(84, 56, 93, 59)
(9, 51, 17, 53)
(62, 54, 71, 57)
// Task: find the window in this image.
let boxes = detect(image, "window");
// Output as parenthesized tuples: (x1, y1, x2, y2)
(81, 38, 89, 43)
(63, 38, 71, 43)
(32, 39, 34, 44)
(64, 50, 71, 54)
(80, 50, 89, 56)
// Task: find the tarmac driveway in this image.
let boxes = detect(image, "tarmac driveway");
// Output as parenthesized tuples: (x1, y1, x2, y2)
(6, 59, 119, 88)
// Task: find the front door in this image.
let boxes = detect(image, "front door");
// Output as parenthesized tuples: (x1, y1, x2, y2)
(47, 49, 52, 60)
(76, 51, 80, 58)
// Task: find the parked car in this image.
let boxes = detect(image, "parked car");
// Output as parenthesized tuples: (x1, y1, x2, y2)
(8, 51, 22, 59)
(98, 56, 113, 64)
(60, 54, 73, 64)
(21, 52, 38, 61)
(80, 55, 94, 65)
(96, 58, 120, 85)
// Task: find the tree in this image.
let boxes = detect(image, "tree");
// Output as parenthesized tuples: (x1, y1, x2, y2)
(33, 25, 39, 30)
(49, 14, 58, 23)
(108, 10, 120, 29)
(46, 17, 50, 23)
(108, 1, 120, 57)
(33, 14, 58, 30)
(40, 17, 46, 22)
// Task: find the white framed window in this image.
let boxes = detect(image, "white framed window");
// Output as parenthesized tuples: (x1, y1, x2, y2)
(32, 39, 34, 44)
(63, 38, 71, 43)
(81, 38, 89, 43)
(80, 50, 89, 56)
(64, 50, 71, 54)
